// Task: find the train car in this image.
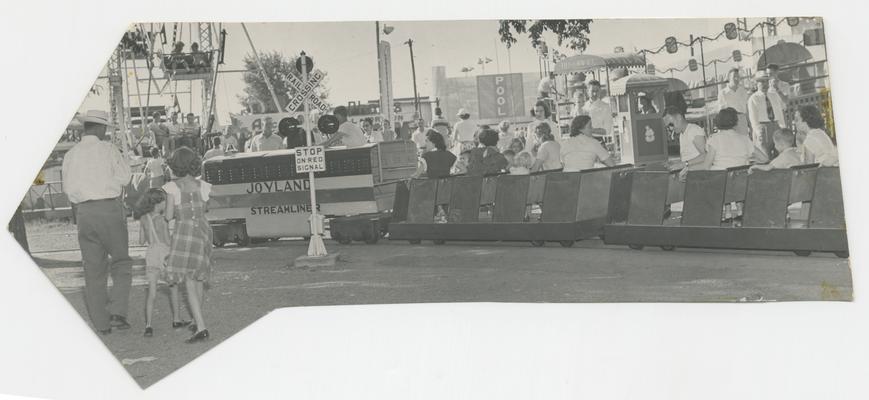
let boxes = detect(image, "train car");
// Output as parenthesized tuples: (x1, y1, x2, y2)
(202, 141, 417, 246)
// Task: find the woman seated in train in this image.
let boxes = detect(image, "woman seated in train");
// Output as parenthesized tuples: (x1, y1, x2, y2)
(695, 107, 768, 172)
(560, 115, 615, 172)
(467, 128, 508, 176)
(530, 123, 562, 172)
(416, 130, 456, 179)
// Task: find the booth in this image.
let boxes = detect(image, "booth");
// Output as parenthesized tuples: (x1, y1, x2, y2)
(608, 73, 671, 166)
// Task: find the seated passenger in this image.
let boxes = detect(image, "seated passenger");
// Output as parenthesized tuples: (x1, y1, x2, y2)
(419, 130, 456, 179)
(697, 108, 768, 172)
(452, 150, 472, 175)
(750, 129, 802, 172)
(467, 129, 509, 176)
(794, 105, 839, 167)
(509, 152, 534, 176)
(560, 115, 615, 172)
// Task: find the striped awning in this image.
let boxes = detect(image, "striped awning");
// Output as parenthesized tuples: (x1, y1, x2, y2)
(554, 53, 647, 74)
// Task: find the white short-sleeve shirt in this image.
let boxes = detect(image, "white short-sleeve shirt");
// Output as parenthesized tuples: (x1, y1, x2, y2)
(680, 123, 706, 162)
(706, 130, 755, 170)
(560, 135, 611, 172)
(803, 128, 839, 166)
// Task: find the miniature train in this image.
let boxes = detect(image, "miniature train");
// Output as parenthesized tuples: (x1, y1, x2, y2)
(203, 144, 848, 257)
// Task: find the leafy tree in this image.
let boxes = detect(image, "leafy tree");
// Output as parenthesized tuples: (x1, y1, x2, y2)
(498, 19, 593, 51)
(239, 51, 330, 113)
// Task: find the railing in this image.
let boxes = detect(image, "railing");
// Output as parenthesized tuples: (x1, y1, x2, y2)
(23, 181, 69, 212)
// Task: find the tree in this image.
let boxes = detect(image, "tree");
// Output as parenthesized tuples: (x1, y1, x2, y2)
(498, 20, 593, 51)
(239, 51, 330, 113)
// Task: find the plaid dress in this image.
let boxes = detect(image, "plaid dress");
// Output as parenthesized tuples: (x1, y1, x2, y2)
(164, 180, 213, 283)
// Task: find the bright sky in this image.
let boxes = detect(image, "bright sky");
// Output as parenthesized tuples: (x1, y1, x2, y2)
(79, 18, 804, 117)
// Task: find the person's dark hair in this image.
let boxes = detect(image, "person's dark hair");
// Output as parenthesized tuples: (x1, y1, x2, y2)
(569, 115, 592, 137)
(662, 104, 686, 118)
(478, 128, 500, 147)
(151, 111, 162, 121)
(715, 107, 740, 130)
(798, 105, 825, 130)
(186, 113, 195, 118)
(212, 136, 221, 146)
(363, 117, 374, 126)
(588, 80, 601, 87)
(425, 129, 447, 151)
(459, 113, 470, 120)
(133, 188, 167, 220)
(333, 106, 348, 118)
(435, 107, 443, 117)
(727, 67, 740, 77)
(503, 149, 516, 157)
(150, 147, 161, 158)
(535, 122, 554, 142)
(168, 146, 202, 178)
(766, 63, 780, 72)
(534, 100, 551, 118)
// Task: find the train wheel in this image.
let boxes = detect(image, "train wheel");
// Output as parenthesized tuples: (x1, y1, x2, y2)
(794, 250, 812, 257)
(433, 239, 446, 245)
(530, 240, 545, 247)
(660, 245, 676, 251)
(835, 251, 850, 259)
(559, 240, 575, 248)
(628, 244, 644, 250)
(409, 240, 422, 245)
(213, 241, 225, 248)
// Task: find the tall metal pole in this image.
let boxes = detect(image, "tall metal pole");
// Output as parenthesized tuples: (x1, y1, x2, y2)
(699, 38, 711, 134)
(241, 23, 283, 112)
(405, 39, 420, 117)
(301, 51, 327, 257)
(376, 22, 384, 116)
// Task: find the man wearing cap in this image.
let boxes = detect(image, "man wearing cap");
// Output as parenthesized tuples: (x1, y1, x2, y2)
(452, 109, 478, 153)
(747, 70, 786, 158)
(717, 68, 750, 135)
(62, 110, 133, 335)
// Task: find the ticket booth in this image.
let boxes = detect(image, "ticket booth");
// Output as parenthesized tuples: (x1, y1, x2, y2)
(609, 73, 670, 167)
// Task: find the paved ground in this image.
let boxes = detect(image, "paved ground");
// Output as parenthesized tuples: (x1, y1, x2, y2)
(29, 237, 851, 388)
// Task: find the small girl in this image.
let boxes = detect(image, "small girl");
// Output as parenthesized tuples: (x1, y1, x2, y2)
(133, 188, 190, 338)
(162, 146, 214, 343)
(510, 152, 534, 175)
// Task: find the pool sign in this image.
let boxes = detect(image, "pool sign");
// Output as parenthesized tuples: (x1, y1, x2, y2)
(476, 73, 525, 120)
(294, 146, 326, 173)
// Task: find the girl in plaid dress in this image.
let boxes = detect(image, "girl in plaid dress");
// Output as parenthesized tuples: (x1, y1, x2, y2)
(162, 147, 214, 343)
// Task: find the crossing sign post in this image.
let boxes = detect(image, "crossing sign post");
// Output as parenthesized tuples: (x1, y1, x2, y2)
(285, 52, 333, 262)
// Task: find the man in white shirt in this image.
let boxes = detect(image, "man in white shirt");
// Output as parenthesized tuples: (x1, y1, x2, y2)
(321, 106, 366, 148)
(581, 80, 613, 139)
(538, 72, 557, 98)
(747, 71, 786, 158)
(452, 108, 478, 153)
(766, 64, 791, 103)
(717, 68, 750, 135)
(61, 110, 133, 335)
(249, 117, 285, 152)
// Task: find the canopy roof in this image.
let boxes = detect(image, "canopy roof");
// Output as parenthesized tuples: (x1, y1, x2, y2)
(757, 41, 812, 70)
(609, 73, 669, 96)
(664, 77, 689, 92)
(554, 53, 647, 74)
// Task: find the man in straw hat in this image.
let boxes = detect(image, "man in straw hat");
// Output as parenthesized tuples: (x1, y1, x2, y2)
(62, 110, 133, 335)
(748, 70, 786, 158)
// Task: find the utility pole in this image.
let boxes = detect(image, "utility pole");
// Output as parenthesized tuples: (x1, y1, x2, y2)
(404, 38, 420, 117)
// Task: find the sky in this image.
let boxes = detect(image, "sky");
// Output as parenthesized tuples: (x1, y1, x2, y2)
(78, 18, 811, 119)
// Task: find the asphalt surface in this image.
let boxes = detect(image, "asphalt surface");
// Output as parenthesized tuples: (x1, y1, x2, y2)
(31, 238, 851, 387)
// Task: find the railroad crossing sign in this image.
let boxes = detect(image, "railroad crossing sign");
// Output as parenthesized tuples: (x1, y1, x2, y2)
(286, 70, 330, 113)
